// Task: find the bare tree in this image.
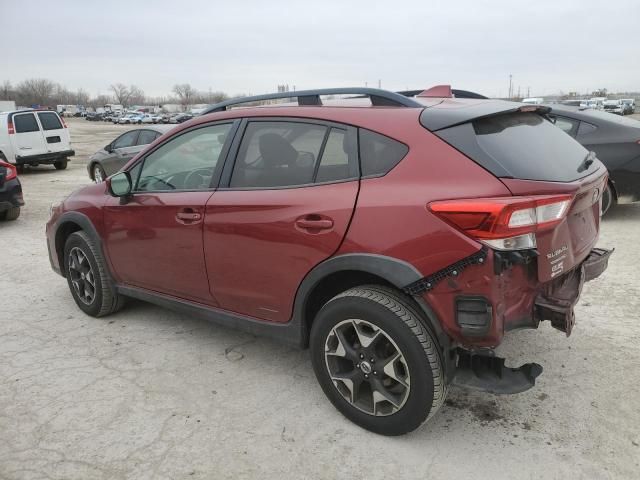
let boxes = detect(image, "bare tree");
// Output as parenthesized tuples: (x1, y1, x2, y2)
(110, 83, 131, 107)
(0, 80, 13, 100)
(172, 83, 197, 111)
(16, 78, 56, 106)
(128, 85, 145, 106)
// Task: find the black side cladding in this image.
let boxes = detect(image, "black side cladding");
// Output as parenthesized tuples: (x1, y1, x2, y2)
(403, 247, 488, 296)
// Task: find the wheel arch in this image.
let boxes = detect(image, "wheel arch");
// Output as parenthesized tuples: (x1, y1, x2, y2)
(53, 212, 109, 280)
(292, 254, 448, 351)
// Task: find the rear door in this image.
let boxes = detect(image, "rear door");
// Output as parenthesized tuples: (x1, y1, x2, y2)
(204, 118, 359, 322)
(11, 112, 47, 157)
(36, 111, 70, 153)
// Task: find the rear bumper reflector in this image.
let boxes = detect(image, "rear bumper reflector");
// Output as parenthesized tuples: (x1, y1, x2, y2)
(535, 247, 613, 336)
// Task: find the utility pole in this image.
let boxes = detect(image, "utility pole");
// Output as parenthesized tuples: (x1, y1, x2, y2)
(378, 79, 381, 89)
(527, 86, 530, 98)
(508, 74, 513, 99)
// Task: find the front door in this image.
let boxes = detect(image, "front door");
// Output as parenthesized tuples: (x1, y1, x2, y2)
(11, 112, 47, 158)
(204, 119, 360, 322)
(103, 122, 235, 303)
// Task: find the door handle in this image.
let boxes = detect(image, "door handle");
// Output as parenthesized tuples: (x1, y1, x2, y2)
(295, 216, 334, 231)
(176, 209, 203, 224)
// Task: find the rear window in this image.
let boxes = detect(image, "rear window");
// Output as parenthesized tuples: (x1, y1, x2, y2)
(358, 129, 408, 177)
(435, 112, 599, 182)
(14, 113, 40, 133)
(137, 130, 159, 145)
(37, 112, 63, 130)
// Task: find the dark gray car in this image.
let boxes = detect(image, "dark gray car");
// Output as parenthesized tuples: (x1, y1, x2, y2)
(87, 125, 175, 182)
(546, 105, 640, 214)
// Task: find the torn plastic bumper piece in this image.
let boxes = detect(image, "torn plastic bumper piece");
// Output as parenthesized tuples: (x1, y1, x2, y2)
(452, 352, 543, 394)
(403, 247, 488, 295)
(535, 247, 613, 336)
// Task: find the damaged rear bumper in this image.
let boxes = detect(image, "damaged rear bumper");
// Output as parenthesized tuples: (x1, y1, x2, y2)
(535, 248, 613, 336)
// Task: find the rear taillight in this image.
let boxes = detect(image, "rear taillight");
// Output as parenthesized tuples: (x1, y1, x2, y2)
(0, 161, 17, 181)
(7, 121, 15, 134)
(429, 195, 573, 251)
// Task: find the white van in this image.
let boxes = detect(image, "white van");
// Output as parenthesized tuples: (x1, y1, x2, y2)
(522, 97, 544, 105)
(0, 110, 74, 169)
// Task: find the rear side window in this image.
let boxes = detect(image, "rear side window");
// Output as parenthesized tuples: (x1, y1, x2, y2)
(14, 113, 40, 133)
(231, 122, 338, 188)
(37, 112, 63, 130)
(435, 112, 598, 182)
(358, 129, 408, 177)
(137, 130, 159, 146)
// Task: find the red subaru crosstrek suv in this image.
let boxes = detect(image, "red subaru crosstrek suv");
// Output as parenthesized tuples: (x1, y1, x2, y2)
(46, 87, 612, 435)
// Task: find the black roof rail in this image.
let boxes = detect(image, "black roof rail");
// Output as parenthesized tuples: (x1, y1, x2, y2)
(397, 89, 489, 100)
(201, 87, 423, 115)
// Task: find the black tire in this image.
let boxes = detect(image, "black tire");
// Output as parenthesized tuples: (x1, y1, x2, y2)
(91, 163, 106, 183)
(64, 231, 124, 317)
(1, 207, 20, 221)
(54, 159, 68, 170)
(310, 285, 447, 436)
(601, 182, 616, 216)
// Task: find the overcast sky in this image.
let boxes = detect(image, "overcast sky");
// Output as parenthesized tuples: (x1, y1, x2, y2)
(2, 0, 639, 98)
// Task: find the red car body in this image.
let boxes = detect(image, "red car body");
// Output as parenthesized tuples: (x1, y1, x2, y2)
(46, 91, 611, 387)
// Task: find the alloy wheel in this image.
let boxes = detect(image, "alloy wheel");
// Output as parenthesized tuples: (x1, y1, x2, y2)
(67, 247, 96, 305)
(93, 165, 104, 183)
(324, 319, 410, 416)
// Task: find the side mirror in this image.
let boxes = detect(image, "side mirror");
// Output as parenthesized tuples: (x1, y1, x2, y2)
(105, 143, 113, 153)
(108, 171, 132, 197)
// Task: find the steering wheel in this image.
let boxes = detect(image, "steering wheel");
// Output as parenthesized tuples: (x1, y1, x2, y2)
(184, 169, 211, 189)
(142, 175, 176, 190)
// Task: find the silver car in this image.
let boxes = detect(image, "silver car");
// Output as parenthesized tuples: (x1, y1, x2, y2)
(87, 125, 174, 182)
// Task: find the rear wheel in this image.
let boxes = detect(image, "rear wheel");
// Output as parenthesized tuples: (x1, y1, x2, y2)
(601, 183, 615, 216)
(0, 207, 20, 221)
(54, 159, 68, 170)
(64, 231, 124, 317)
(310, 285, 446, 436)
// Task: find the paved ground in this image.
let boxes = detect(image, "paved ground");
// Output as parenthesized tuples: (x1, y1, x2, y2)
(1, 117, 639, 480)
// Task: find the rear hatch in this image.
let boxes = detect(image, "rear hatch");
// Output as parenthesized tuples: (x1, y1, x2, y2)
(422, 101, 606, 282)
(35, 111, 71, 153)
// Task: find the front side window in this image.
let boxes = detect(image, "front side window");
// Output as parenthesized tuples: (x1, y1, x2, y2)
(136, 123, 231, 192)
(113, 131, 139, 149)
(14, 113, 40, 133)
(37, 112, 63, 130)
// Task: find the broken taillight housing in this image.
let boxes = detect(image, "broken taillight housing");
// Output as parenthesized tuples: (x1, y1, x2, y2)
(429, 195, 573, 251)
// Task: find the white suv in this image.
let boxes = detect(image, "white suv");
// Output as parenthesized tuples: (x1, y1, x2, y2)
(0, 110, 74, 170)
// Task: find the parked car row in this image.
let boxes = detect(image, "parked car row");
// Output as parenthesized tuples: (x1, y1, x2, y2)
(85, 111, 196, 124)
(560, 97, 636, 115)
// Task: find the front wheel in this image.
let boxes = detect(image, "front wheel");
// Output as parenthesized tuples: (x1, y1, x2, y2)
(64, 231, 124, 317)
(310, 286, 446, 436)
(54, 159, 68, 170)
(92, 163, 106, 183)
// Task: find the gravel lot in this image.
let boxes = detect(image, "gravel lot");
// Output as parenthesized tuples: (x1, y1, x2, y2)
(1, 117, 639, 480)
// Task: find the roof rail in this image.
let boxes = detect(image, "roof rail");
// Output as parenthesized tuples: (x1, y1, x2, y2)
(201, 87, 423, 114)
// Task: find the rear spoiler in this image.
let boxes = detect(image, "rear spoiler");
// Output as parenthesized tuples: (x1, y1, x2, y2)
(420, 101, 551, 132)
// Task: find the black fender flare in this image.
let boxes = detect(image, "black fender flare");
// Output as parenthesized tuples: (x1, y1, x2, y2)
(53, 211, 112, 283)
(290, 254, 449, 352)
